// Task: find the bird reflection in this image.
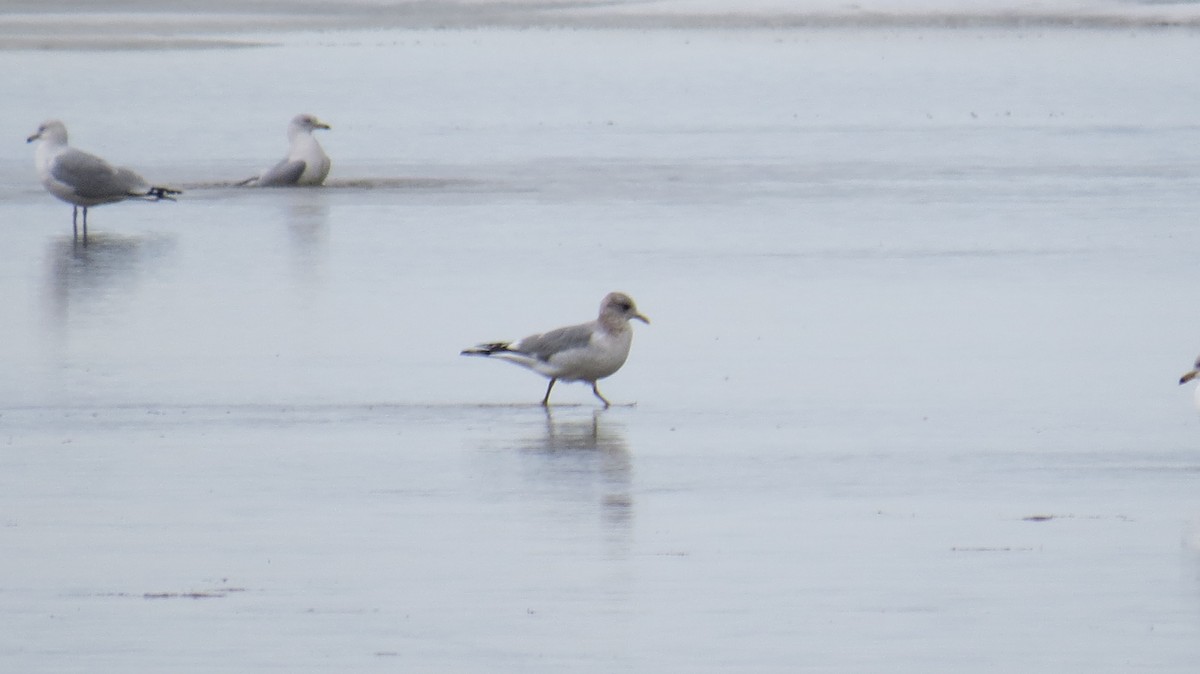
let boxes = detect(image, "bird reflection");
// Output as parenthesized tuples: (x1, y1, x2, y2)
(520, 408, 634, 551)
(282, 189, 329, 290)
(42, 233, 173, 330)
(1185, 519, 1200, 586)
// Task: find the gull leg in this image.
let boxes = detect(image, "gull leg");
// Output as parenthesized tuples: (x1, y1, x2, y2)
(72, 206, 78, 240)
(591, 382, 611, 409)
(81, 207, 89, 245)
(541, 378, 557, 407)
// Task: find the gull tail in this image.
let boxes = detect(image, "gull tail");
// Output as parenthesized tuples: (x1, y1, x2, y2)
(144, 186, 182, 201)
(461, 342, 515, 357)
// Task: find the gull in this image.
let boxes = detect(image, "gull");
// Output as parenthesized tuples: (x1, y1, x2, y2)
(239, 114, 332, 187)
(462, 292, 650, 408)
(26, 119, 180, 242)
(1180, 355, 1200, 409)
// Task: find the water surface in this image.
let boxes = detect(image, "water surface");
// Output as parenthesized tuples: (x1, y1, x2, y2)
(2, 15, 1200, 673)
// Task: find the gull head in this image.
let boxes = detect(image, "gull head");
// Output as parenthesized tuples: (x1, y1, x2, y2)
(27, 119, 68, 145)
(290, 113, 331, 134)
(602, 292, 649, 325)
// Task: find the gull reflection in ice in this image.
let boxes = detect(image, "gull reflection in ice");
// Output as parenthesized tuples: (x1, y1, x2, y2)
(1184, 519, 1200, 587)
(38, 233, 174, 398)
(281, 189, 329, 290)
(42, 233, 174, 330)
(518, 408, 634, 553)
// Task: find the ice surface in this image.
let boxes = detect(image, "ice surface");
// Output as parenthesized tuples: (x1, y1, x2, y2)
(3, 0, 1200, 49)
(2, 6, 1200, 673)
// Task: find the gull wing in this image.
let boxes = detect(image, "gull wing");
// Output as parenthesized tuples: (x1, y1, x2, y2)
(515, 323, 595, 363)
(256, 158, 306, 186)
(52, 149, 146, 199)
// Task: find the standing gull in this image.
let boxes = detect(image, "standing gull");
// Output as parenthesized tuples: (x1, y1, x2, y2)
(26, 119, 180, 242)
(462, 292, 649, 408)
(240, 114, 332, 187)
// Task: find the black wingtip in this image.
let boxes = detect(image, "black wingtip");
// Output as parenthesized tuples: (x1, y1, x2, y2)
(147, 186, 182, 201)
(461, 342, 512, 357)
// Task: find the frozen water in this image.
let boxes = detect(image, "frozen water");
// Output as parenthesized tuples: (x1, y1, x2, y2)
(2, 4, 1200, 672)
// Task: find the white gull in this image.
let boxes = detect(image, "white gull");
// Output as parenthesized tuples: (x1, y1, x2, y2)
(240, 114, 332, 187)
(462, 292, 650, 407)
(26, 119, 180, 242)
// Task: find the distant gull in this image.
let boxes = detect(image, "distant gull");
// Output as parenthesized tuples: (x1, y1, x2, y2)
(1180, 355, 1200, 408)
(239, 114, 331, 187)
(26, 119, 180, 242)
(462, 292, 650, 408)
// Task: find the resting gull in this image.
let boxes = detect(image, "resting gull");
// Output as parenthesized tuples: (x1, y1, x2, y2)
(240, 114, 331, 187)
(26, 119, 180, 242)
(462, 292, 649, 408)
